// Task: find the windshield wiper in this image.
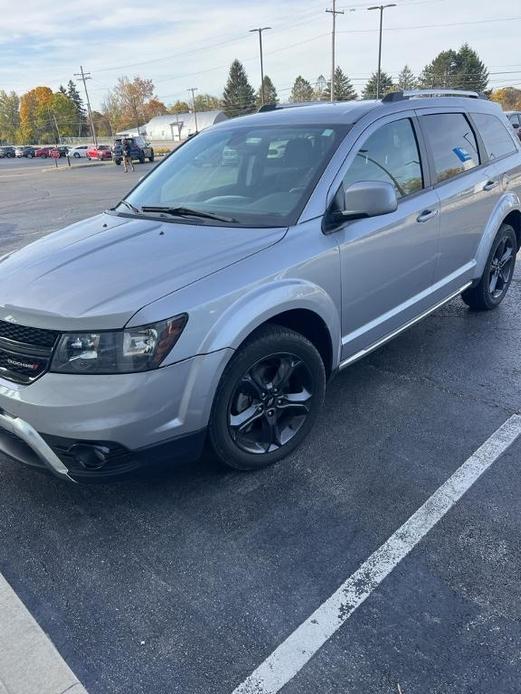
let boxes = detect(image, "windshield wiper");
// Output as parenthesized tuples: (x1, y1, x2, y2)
(118, 199, 141, 214)
(141, 205, 237, 224)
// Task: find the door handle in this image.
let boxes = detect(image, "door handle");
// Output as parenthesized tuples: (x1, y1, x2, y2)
(416, 209, 439, 223)
(483, 180, 499, 191)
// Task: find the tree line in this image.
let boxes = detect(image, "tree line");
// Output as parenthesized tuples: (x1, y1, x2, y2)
(0, 43, 516, 145)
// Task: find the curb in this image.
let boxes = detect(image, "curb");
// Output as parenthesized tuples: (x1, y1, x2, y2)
(0, 574, 88, 694)
(41, 161, 108, 173)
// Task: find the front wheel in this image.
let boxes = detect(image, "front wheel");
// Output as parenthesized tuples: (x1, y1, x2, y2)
(462, 223, 517, 310)
(209, 325, 326, 471)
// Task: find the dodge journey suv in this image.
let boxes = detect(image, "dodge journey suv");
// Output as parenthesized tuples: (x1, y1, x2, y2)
(0, 89, 520, 481)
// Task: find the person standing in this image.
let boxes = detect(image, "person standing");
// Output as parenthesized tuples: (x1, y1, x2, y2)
(123, 139, 134, 173)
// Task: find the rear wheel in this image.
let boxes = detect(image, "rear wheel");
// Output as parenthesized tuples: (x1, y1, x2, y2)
(209, 325, 326, 471)
(139, 153, 145, 164)
(149, 150, 154, 162)
(462, 223, 517, 310)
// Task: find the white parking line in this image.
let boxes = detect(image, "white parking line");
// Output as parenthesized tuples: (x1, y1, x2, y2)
(233, 414, 521, 694)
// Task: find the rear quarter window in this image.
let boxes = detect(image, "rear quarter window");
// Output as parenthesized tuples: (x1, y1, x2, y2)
(472, 112, 518, 160)
(421, 113, 480, 183)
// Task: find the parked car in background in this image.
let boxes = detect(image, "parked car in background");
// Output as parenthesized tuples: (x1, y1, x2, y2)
(35, 146, 68, 158)
(86, 144, 112, 161)
(68, 145, 89, 158)
(15, 146, 35, 158)
(112, 136, 154, 165)
(506, 111, 521, 140)
(0, 146, 16, 158)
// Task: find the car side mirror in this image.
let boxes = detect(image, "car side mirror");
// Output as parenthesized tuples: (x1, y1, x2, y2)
(338, 181, 398, 222)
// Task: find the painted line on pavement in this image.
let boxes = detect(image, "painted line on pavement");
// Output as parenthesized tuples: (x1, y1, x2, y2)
(232, 414, 521, 694)
(0, 573, 88, 694)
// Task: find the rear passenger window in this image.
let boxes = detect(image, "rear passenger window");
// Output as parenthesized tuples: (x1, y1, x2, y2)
(343, 118, 423, 198)
(472, 113, 518, 160)
(422, 113, 480, 183)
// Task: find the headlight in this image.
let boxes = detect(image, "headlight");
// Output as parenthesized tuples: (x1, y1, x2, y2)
(50, 314, 188, 374)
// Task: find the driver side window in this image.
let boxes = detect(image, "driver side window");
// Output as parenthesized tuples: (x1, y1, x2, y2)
(343, 118, 424, 199)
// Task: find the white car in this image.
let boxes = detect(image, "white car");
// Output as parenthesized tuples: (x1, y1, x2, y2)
(67, 145, 89, 159)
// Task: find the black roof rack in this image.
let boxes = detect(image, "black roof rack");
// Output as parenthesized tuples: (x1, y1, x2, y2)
(257, 101, 326, 113)
(382, 89, 487, 103)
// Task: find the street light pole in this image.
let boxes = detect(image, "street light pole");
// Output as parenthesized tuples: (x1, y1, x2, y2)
(368, 4, 396, 99)
(249, 27, 271, 105)
(326, 1, 344, 102)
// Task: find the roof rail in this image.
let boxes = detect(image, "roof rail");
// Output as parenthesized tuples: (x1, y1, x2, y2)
(257, 101, 325, 113)
(382, 89, 487, 103)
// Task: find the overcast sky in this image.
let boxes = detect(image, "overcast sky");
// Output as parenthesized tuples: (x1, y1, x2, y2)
(0, 0, 520, 109)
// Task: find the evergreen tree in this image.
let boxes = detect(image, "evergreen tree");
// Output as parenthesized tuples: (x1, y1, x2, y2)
(66, 79, 87, 135)
(418, 45, 488, 92)
(397, 65, 416, 90)
(362, 71, 394, 99)
(58, 84, 67, 95)
(326, 66, 357, 101)
(290, 76, 314, 102)
(256, 75, 278, 107)
(222, 60, 256, 117)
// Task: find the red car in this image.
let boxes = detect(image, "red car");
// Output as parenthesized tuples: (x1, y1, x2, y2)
(34, 146, 53, 158)
(86, 145, 112, 161)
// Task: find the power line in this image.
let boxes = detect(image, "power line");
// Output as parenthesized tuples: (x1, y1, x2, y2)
(326, 1, 344, 101)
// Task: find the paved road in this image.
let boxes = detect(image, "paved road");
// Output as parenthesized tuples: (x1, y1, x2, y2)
(0, 164, 520, 693)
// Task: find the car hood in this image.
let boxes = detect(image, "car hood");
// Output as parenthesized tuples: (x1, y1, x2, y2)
(0, 213, 287, 330)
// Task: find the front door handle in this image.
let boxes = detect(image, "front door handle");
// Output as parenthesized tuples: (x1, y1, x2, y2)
(416, 209, 439, 223)
(483, 180, 499, 191)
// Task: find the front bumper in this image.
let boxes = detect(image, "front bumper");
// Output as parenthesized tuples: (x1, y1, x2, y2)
(0, 349, 232, 481)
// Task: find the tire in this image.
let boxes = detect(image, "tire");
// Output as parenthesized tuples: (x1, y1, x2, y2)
(149, 150, 154, 163)
(27, 153, 33, 159)
(115, 159, 121, 165)
(209, 324, 326, 471)
(73, 152, 80, 158)
(462, 223, 517, 310)
(139, 154, 145, 164)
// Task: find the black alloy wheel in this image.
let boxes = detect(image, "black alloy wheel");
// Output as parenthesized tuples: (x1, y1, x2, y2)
(209, 325, 326, 470)
(462, 223, 517, 310)
(228, 352, 313, 455)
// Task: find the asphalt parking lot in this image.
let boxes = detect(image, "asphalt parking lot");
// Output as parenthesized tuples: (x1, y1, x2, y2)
(0, 161, 520, 694)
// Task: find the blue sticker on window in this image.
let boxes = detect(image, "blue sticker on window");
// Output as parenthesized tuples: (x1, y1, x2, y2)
(453, 146, 472, 162)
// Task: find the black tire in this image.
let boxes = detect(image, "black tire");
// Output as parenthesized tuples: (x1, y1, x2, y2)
(73, 152, 80, 158)
(115, 159, 121, 165)
(139, 154, 145, 164)
(209, 324, 326, 471)
(149, 151, 154, 162)
(462, 223, 517, 310)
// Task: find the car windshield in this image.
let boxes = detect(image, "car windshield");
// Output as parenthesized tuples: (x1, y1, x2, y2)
(119, 123, 347, 227)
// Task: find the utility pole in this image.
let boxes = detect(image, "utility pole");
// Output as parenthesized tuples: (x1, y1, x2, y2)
(51, 112, 60, 144)
(326, 1, 344, 102)
(368, 4, 396, 99)
(74, 65, 97, 146)
(187, 88, 198, 133)
(249, 27, 271, 105)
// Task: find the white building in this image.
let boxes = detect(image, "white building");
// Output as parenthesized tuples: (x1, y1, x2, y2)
(144, 110, 228, 141)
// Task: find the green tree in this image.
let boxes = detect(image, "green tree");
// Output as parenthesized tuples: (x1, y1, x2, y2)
(362, 71, 394, 99)
(66, 79, 87, 136)
(314, 74, 327, 101)
(0, 90, 20, 143)
(222, 59, 256, 117)
(326, 66, 357, 101)
(290, 76, 314, 102)
(169, 100, 190, 114)
(397, 65, 416, 90)
(256, 75, 278, 107)
(193, 94, 222, 111)
(51, 92, 78, 140)
(418, 45, 488, 92)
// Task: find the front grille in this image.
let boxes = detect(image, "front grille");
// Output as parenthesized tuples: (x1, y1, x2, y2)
(0, 320, 59, 384)
(0, 320, 59, 349)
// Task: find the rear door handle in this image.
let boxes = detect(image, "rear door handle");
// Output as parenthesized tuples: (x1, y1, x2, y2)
(483, 180, 499, 191)
(416, 209, 439, 223)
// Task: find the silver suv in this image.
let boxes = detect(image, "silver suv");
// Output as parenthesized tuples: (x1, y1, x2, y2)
(0, 89, 520, 481)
